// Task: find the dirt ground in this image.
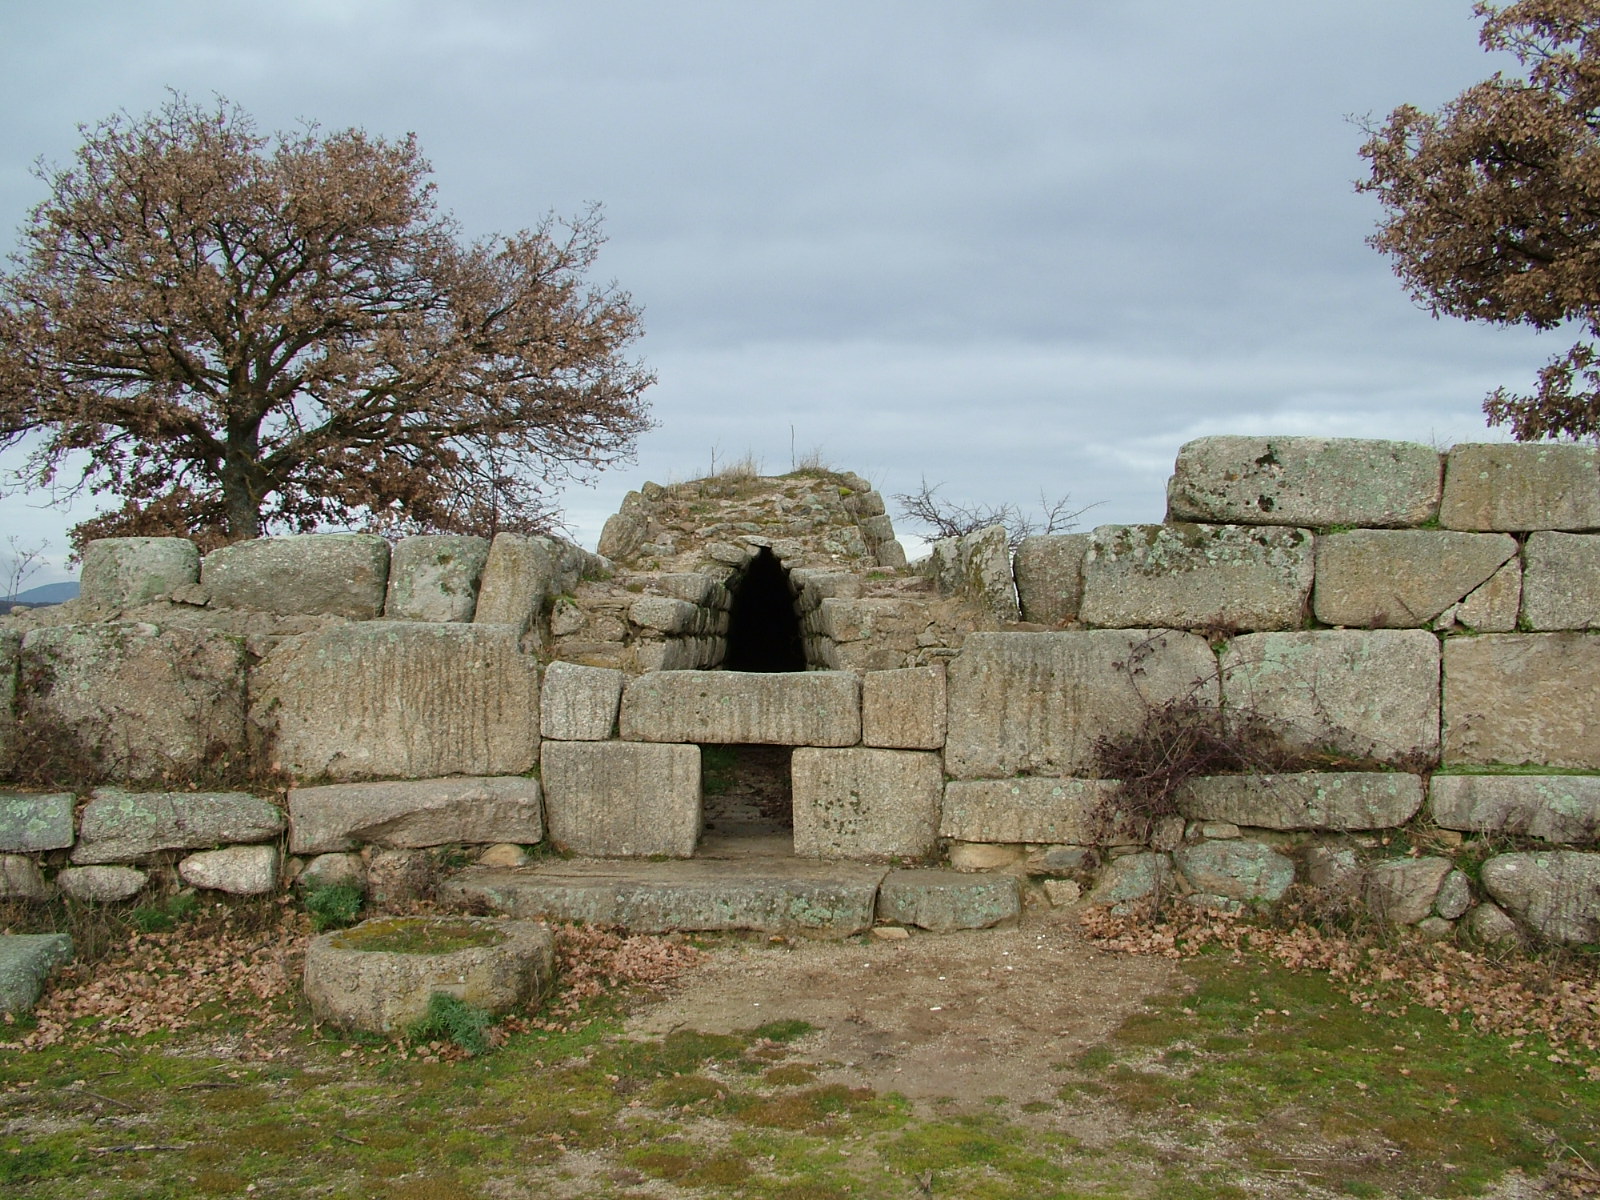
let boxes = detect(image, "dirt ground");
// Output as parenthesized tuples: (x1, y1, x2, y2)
(626, 905, 1179, 1118)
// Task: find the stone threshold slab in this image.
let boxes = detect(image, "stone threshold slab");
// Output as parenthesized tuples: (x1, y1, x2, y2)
(442, 854, 1022, 938)
(443, 858, 889, 936)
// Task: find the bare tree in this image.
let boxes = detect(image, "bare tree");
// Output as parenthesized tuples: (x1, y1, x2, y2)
(0, 94, 654, 550)
(895, 478, 1094, 550)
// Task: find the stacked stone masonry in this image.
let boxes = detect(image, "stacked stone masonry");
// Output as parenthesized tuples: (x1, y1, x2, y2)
(3, 442, 1600, 947)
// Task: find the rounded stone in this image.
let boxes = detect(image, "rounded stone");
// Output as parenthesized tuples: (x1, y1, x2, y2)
(1174, 840, 1295, 902)
(178, 844, 279, 895)
(1087, 852, 1177, 907)
(1466, 901, 1524, 946)
(303, 916, 554, 1035)
(1042, 879, 1082, 906)
(1433, 869, 1473, 921)
(55, 865, 147, 903)
(477, 843, 529, 868)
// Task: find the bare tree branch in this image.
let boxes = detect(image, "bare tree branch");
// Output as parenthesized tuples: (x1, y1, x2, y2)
(894, 477, 1096, 550)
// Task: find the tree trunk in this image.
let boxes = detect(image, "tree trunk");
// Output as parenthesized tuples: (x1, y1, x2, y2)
(221, 420, 264, 541)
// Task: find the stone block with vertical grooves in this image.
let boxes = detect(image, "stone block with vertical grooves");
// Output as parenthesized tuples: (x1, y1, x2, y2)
(1167, 436, 1442, 527)
(540, 661, 624, 741)
(202, 533, 390, 617)
(1443, 634, 1600, 768)
(943, 630, 1218, 780)
(861, 665, 945, 749)
(1440, 443, 1600, 531)
(1220, 630, 1439, 767)
(541, 741, 701, 857)
(620, 670, 860, 746)
(251, 622, 539, 781)
(791, 748, 943, 860)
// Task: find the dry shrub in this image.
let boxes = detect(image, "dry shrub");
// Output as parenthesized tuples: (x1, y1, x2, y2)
(1090, 695, 1300, 841)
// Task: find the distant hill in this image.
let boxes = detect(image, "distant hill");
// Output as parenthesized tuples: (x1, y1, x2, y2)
(3, 581, 80, 607)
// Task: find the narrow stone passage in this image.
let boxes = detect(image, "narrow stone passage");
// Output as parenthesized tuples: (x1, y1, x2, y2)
(701, 744, 793, 839)
(723, 546, 805, 672)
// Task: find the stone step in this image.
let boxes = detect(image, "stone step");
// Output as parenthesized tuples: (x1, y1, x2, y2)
(441, 844, 1021, 939)
(0, 932, 74, 1015)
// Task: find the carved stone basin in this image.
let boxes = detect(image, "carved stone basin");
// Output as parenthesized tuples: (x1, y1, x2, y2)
(302, 915, 553, 1034)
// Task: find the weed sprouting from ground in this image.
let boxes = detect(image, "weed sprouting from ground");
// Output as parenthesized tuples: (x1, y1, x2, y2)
(129, 891, 200, 933)
(408, 993, 492, 1056)
(301, 881, 364, 931)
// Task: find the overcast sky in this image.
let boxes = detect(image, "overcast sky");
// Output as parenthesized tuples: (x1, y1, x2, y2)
(0, 1, 1556, 587)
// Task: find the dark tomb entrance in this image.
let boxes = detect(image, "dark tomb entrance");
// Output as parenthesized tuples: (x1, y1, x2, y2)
(723, 546, 805, 672)
(701, 745, 793, 849)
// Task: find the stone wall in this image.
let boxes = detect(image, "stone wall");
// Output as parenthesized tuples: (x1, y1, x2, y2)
(4, 439, 1600, 947)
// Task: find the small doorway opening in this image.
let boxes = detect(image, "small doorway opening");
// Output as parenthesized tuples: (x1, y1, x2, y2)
(723, 546, 805, 672)
(701, 744, 793, 851)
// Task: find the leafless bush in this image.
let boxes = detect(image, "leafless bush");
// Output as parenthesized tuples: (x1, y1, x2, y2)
(2, 535, 48, 602)
(1090, 694, 1301, 842)
(1088, 634, 1339, 842)
(894, 478, 1094, 550)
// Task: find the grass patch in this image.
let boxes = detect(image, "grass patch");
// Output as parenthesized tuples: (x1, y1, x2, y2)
(1066, 952, 1600, 1197)
(701, 744, 739, 796)
(3, 915, 1595, 1200)
(332, 917, 503, 954)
